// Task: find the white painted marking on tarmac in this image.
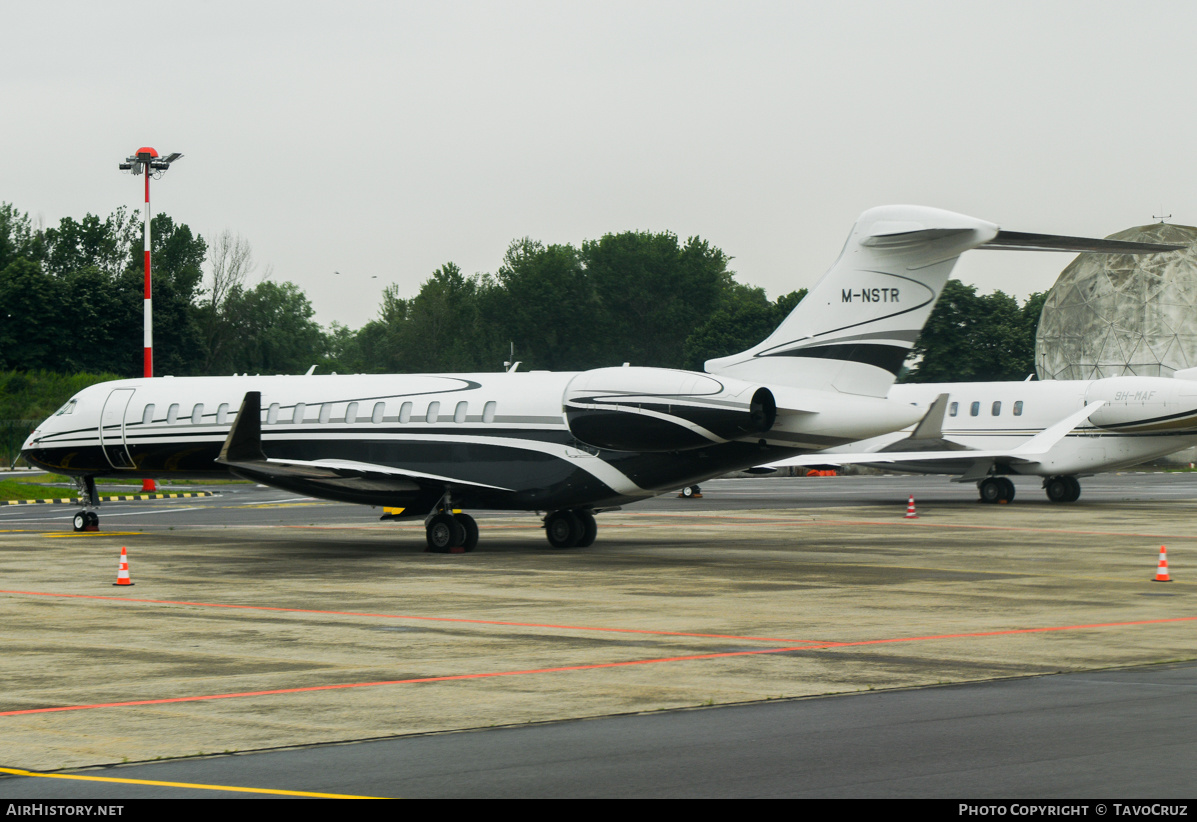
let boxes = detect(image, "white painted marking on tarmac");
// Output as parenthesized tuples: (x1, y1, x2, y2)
(0, 507, 204, 523)
(228, 496, 319, 506)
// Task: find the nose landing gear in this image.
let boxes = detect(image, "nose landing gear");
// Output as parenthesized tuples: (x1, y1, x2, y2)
(72, 476, 100, 532)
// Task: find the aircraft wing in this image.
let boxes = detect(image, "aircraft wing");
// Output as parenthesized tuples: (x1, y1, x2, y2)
(764, 401, 1105, 472)
(214, 391, 512, 494)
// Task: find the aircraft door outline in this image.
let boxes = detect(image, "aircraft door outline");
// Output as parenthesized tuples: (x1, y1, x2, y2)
(100, 388, 137, 469)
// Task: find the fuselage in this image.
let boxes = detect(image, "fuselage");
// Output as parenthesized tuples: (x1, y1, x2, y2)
(22, 371, 904, 513)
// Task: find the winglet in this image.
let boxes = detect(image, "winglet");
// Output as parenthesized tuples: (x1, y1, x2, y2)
(1014, 401, 1105, 456)
(216, 391, 266, 465)
(909, 394, 950, 440)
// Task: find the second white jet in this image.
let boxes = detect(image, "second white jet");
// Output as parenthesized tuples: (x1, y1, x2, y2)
(766, 373, 1197, 503)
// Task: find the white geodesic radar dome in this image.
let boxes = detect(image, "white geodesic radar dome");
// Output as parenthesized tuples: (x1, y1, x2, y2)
(1035, 222, 1197, 380)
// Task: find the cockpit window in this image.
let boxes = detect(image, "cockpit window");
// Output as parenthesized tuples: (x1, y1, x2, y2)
(55, 400, 78, 416)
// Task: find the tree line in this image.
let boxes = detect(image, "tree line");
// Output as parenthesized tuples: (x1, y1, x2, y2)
(0, 199, 1045, 384)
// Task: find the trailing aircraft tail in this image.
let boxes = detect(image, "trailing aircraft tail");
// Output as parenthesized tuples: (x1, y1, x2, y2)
(704, 205, 1183, 397)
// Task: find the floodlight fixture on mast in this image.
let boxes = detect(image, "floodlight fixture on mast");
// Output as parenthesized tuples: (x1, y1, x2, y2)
(119, 146, 183, 492)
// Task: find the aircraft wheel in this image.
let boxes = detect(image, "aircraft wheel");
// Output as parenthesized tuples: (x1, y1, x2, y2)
(426, 513, 465, 552)
(455, 513, 479, 552)
(1045, 476, 1074, 503)
(998, 478, 1015, 503)
(575, 510, 598, 547)
(545, 510, 582, 548)
(978, 478, 1003, 503)
(1064, 476, 1081, 502)
(73, 511, 87, 532)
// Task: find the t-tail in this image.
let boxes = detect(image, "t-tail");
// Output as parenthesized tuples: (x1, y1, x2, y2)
(704, 205, 1183, 397)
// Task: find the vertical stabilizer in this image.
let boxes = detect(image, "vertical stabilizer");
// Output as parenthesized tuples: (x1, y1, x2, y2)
(705, 205, 999, 396)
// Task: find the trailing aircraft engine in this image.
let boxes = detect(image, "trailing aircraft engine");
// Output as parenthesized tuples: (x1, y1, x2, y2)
(564, 367, 776, 452)
(1084, 375, 1197, 433)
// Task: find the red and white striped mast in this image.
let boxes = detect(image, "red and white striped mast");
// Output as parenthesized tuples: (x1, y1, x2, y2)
(119, 147, 182, 492)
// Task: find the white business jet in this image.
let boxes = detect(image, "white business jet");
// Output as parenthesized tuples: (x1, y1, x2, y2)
(765, 373, 1197, 503)
(22, 206, 1178, 549)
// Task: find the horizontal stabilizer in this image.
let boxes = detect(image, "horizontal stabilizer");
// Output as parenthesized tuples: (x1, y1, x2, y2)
(981, 231, 1184, 254)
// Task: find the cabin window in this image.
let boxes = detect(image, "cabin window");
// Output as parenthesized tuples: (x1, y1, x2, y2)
(970, 401, 979, 417)
(141, 404, 155, 425)
(267, 403, 280, 424)
(1013, 401, 1024, 416)
(948, 402, 958, 417)
(318, 403, 331, 424)
(345, 402, 358, 424)
(293, 403, 305, 423)
(991, 401, 1001, 416)
(483, 400, 497, 424)
(216, 403, 229, 425)
(427, 401, 440, 423)
(191, 403, 204, 424)
(399, 402, 412, 423)
(372, 402, 385, 424)
(454, 401, 468, 423)
(167, 403, 179, 424)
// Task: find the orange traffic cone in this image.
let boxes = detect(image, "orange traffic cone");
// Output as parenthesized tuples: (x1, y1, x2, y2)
(113, 546, 134, 587)
(904, 495, 919, 519)
(1153, 546, 1172, 582)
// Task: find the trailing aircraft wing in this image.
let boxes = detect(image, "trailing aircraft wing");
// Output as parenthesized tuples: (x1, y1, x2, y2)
(215, 391, 512, 494)
(763, 401, 1105, 472)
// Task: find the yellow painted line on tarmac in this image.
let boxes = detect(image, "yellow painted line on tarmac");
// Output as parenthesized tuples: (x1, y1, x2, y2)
(2, 492, 215, 506)
(0, 766, 384, 798)
(43, 532, 144, 539)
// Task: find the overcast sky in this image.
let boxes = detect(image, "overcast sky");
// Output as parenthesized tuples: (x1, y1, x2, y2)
(4, 1, 1195, 330)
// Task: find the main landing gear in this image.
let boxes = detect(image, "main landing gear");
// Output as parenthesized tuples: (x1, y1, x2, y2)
(420, 493, 600, 552)
(425, 511, 479, 552)
(977, 476, 1015, 504)
(1043, 475, 1081, 503)
(543, 509, 598, 549)
(72, 476, 100, 532)
(678, 485, 703, 499)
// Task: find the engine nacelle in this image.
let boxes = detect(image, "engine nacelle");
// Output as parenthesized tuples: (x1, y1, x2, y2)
(564, 367, 776, 452)
(1085, 376, 1197, 432)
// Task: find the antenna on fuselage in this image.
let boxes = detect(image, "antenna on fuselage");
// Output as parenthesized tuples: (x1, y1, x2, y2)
(503, 342, 520, 372)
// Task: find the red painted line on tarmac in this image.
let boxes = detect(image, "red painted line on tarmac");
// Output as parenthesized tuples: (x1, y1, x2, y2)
(811, 518, 1197, 541)
(792, 614, 1197, 649)
(0, 589, 817, 645)
(0, 647, 807, 716)
(5, 613, 1195, 717)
